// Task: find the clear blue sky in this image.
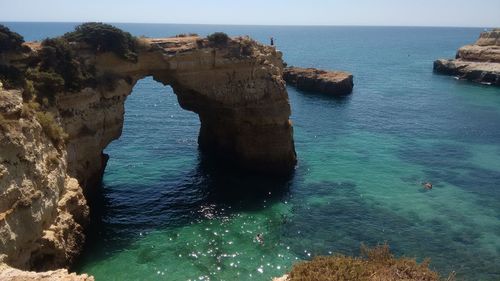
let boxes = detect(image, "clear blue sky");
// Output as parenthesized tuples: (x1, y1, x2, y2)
(1, 0, 499, 27)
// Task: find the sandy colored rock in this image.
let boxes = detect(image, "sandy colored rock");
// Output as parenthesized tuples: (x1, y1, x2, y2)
(284, 67, 354, 95)
(434, 28, 500, 86)
(272, 274, 289, 281)
(0, 88, 89, 270)
(0, 264, 93, 281)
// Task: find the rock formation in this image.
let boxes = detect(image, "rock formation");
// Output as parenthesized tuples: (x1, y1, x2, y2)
(62, 36, 296, 190)
(0, 87, 88, 271)
(0, 23, 296, 276)
(434, 28, 500, 86)
(283, 67, 354, 95)
(0, 264, 93, 281)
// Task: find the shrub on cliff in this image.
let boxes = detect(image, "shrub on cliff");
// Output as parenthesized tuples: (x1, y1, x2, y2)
(35, 111, 68, 146)
(0, 65, 25, 89)
(63, 22, 138, 61)
(176, 33, 199, 37)
(26, 69, 65, 102)
(207, 32, 230, 46)
(288, 244, 449, 281)
(40, 37, 89, 92)
(0, 24, 26, 52)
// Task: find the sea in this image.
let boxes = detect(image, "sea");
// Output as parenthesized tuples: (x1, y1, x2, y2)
(3, 22, 500, 281)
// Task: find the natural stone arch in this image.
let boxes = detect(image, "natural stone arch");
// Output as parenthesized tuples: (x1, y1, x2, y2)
(58, 37, 297, 190)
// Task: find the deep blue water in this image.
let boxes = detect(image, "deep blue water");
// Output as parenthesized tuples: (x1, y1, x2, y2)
(4, 22, 500, 280)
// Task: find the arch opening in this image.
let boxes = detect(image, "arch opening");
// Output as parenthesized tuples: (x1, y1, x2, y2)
(62, 36, 297, 194)
(76, 77, 293, 272)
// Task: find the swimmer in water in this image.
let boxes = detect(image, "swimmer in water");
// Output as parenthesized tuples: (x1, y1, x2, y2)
(256, 233, 264, 244)
(423, 182, 433, 190)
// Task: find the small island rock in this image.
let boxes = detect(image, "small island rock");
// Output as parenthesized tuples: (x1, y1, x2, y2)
(283, 67, 354, 95)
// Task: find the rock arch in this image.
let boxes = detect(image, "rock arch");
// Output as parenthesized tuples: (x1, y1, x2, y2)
(58, 37, 297, 190)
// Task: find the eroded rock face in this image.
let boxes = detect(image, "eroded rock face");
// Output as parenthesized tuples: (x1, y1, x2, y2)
(0, 88, 88, 270)
(434, 28, 500, 86)
(283, 67, 354, 95)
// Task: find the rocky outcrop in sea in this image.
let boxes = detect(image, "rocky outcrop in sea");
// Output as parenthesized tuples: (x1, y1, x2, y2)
(283, 67, 354, 95)
(434, 28, 500, 86)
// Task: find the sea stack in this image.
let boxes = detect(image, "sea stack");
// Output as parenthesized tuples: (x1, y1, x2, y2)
(434, 28, 500, 86)
(283, 67, 354, 95)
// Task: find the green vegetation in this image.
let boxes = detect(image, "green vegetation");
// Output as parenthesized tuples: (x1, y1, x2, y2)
(27, 23, 135, 99)
(207, 32, 230, 46)
(176, 33, 199, 37)
(26, 69, 65, 102)
(63, 22, 138, 61)
(0, 65, 25, 89)
(288, 244, 451, 281)
(1, 23, 135, 97)
(0, 23, 140, 146)
(35, 111, 68, 146)
(39, 37, 91, 92)
(0, 24, 26, 52)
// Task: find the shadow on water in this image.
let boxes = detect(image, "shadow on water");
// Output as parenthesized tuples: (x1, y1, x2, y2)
(74, 149, 294, 271)
(292, 87, 354, 106)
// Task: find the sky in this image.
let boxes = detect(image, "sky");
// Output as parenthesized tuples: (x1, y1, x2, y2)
(1, 0, 500, 27)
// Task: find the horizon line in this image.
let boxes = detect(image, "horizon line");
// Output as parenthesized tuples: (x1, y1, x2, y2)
(0, 20, 495, 29)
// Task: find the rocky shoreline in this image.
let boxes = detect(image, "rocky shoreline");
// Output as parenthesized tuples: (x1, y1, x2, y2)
(434, 28, 500, 86)
(283, 67, 354, 95)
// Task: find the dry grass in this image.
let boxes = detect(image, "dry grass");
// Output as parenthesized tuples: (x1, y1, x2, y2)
(21, 100, 40, 118)
(288, 244, 452, 281)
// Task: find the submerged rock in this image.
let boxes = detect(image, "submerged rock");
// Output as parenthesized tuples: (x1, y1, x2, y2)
(434, 28, 500, 86)
(283, 67, 354, 95)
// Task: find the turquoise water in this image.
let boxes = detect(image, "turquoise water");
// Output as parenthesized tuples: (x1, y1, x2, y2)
(4, 23, 500, 280)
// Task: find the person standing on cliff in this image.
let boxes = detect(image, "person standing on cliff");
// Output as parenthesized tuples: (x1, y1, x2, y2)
(270, 37, 274, 46)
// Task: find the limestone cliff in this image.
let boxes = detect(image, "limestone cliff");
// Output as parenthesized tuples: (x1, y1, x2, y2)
(0, 87, 88, 270)
(434, 28, 500, 86)
(0, 24, 296, 275)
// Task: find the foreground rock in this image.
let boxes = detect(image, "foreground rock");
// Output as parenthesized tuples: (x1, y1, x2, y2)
(0, 264, 93, 281)
(434, 28, 500, 86)
(0, 88, 88, 270)
(283, 67, 354, 95)
(0, 24, 296, 274)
